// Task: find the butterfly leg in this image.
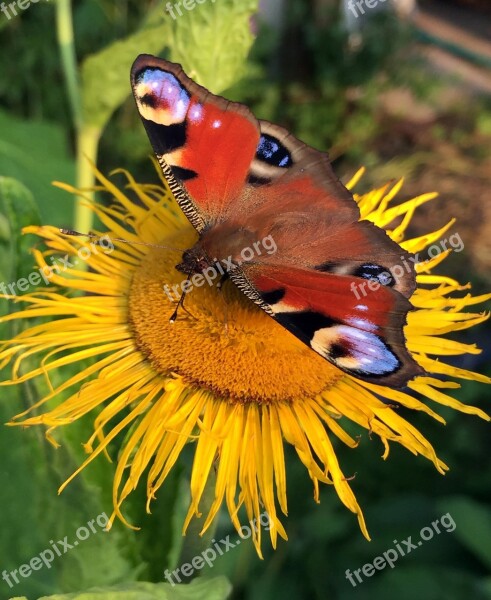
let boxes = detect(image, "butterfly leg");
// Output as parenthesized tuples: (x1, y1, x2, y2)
(169, 274, 192, 323)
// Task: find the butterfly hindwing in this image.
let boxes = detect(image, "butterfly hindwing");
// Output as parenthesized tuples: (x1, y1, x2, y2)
(230, 264, 423, 387)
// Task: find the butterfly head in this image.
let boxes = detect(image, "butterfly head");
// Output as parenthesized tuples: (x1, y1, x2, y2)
(175, 246, 212, 276)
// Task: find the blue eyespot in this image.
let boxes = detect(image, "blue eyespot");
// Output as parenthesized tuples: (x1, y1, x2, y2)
(256, 134, 292, 168)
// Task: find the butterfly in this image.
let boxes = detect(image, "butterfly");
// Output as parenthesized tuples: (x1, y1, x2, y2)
(130, 54, 424, 388)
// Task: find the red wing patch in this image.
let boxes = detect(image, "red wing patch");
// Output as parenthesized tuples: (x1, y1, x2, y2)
(232, 264, 423, 387)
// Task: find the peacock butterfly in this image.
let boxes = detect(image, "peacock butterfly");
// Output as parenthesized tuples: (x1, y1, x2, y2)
(130, 54, 424, 388)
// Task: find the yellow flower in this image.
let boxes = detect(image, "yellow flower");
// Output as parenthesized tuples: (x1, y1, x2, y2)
(1, 164, 489, 557)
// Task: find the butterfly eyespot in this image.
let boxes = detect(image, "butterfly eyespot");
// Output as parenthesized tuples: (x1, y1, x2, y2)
(135, 68, 190, 111)
(354, 264, 395, 287)
(256, 134, 293, 168)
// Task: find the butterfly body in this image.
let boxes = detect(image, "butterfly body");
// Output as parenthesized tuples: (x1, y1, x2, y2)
(131, 54, 424, 388)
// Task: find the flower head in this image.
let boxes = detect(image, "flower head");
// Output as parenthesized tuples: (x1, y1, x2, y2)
(1, 164, 489, 555)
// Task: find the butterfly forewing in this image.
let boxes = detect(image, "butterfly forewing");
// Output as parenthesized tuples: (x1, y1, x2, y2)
(131, 54, 260, 222)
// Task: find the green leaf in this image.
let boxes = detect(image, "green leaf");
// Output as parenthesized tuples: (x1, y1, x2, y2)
(480, 577, 491, 599)
(0, 388, 138, 599)
(81, 5, 169, 129)
(13, 576, 232, 600)
(0, 111, 75, 225)
(337, 566, 488, 600)
(437, 496, 491, 570)
(0, 394, 58, 599)
(0, 174, 137, 595)
(56, 523, 141, 594)
(0, 177, 41, 303)
(166, 0, 260, 92)
(81, 0, 259, 129)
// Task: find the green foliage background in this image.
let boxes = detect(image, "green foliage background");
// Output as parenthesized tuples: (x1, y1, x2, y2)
(0, 1, 490, 599)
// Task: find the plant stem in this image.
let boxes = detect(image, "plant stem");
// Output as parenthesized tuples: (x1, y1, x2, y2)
(55, 0, 83, 130)
(55, 0, 101, 249)
(74, 125, 102, 235)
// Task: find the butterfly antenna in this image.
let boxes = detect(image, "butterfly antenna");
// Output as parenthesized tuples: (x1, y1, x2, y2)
(59, 228, 183, 252)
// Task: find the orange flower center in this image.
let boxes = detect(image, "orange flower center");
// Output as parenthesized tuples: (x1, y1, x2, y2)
(129, 229, 343, 403)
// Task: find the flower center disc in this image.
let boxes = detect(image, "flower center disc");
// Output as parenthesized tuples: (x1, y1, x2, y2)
(129, 232, 342, 403)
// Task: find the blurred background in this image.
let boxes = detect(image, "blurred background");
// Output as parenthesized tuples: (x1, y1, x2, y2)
(0, 0, 490, 598)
